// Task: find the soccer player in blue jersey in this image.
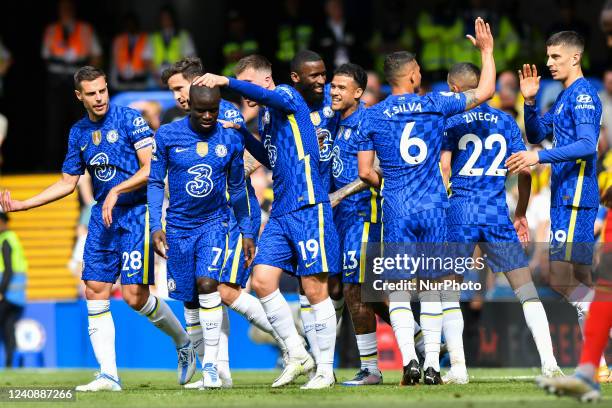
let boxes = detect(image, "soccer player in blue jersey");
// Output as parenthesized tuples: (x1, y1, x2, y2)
(0, 67, 195, 391)
(507, 30, 606, 387)
(326, 63, 385, 385)
(148, 85, 258, 388)
(507, 30, 602, 347)
(289, 50, 343, 367)
(195, 55, 340, 389)
(356, 18, 496, 385)
(441, 62, 561, 383)
(160, 58, 285, 389)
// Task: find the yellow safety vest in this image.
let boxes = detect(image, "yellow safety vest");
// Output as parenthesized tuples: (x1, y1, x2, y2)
(0, 230, 27, 306)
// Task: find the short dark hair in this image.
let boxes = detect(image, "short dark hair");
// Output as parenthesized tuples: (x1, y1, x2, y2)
(290, 50, 323, 74)
(161, 57, 204, 85)
(383, 51, 416, 85)
(546, 31, 585, 52)
(234, 54, 272, 76)
(334, 63, 367, 90)
(74, 66, 106, 90)
(448, 62, 481, 89)
(189, 84, 221, 103)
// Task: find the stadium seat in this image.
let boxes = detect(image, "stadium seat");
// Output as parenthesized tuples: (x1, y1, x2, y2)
(0, 174, 79, 300)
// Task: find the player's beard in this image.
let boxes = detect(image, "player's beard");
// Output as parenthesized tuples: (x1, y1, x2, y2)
(304, 88, 324, 105)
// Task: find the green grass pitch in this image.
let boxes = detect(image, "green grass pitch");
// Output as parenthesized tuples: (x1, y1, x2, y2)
(1, 368, 610, 407)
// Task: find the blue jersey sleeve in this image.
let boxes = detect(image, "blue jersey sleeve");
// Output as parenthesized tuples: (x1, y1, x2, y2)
(509, 121, 527, 154)
(524, 104, 553, 144)
(147, 129, 168, 234)
(538, 123, 598, 164)
(442, 116, 462, 151)
(227, 132, 254, 238)
(61, 127, 85, 176)
(227, 78, 298, 113)
(236, 125, 271, 169)
(431, 92, 467, 118)
(355, 115, 374, 151)
(122, 108, 154, 149)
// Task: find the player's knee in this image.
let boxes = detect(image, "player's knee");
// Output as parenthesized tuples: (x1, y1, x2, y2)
(218, 283, 240, 305)
(302, 274, 329, 303)
(123, 291, 148, 310)
(251, 274, 273, 298)
(197, 278, 218, 295)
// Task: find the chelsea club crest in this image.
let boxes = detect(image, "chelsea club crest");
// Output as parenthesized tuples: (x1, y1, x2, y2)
(106, 130, 118, 143)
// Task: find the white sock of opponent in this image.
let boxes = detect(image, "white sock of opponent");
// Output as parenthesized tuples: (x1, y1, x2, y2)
(419, 290, 443, 372)
(389, 301, 417, 365)
(300, 295, 320, 364)
(217, 306, 230, 376)
(87, 300, 118, 379)
(184, 307, 204, 366)
(312, 297, 336, 376)
(261, 289, 308, 359)
(138, 294, 189, 347)
(356, 332, 379, 372)
(440, 290, 465, 370)
(515, 283, 557, 368)
(199, 292, 223, 366)
(230, 291, 286, 349)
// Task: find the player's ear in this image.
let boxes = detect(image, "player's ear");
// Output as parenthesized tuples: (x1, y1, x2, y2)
(290, 71, 300, 84)
(74, 89, 83, 101)
(354, 87, 364, 100)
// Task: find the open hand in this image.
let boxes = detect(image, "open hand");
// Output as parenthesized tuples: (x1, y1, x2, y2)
(466, 17, 493, 54)
(192, 73, 229, 88)
(152, 230, 169, 259)
(518, 64, 540, 103)
(242, 237, 256, 268)
(506, 150, 539, 174)
(0, 190, 26, 212)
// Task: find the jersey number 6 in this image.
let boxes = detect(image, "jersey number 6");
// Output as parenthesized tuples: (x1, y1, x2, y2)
(400, 122, 427, 165)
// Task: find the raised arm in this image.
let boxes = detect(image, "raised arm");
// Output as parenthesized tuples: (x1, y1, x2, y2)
(519, 64, 553, 144)
(463, 17, 496, 110)
(193, 73, 297, 114)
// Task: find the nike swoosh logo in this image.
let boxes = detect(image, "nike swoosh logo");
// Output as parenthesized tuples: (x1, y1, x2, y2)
(175, 147, 188, 153)
(208, 267, 219, 271)
(305, 261, 317, 268)
(80, 144, 88, 151)
(127, 271, 141, 277)
(344, 271, 355, 277)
